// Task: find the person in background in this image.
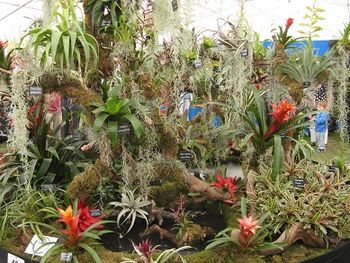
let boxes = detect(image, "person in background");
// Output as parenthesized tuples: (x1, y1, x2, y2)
(44, 92, 62, 137)
(315, 101, 329, 152)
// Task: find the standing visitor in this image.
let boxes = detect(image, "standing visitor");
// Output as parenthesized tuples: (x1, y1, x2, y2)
(315, 102, 329, 152)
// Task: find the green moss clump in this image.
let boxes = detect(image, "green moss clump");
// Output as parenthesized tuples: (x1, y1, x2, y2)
(151, 181, 188, 207)
(66, 164, 101, 200)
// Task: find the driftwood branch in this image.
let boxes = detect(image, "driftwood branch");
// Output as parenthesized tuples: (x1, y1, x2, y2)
(184, 173, 232, 203)
(260, 223, 326, 255)
(141, 224, 185, 247)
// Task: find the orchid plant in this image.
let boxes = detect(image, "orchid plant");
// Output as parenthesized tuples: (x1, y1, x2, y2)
(21, 200, 111, 263)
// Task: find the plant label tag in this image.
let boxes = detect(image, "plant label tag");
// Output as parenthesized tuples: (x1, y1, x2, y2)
(172, 0, 178, 11)
(29, 86, 43, 96)
(178, 150, 193, 161)
(118, 124, 131, 134)
(60, 252, 73, 262)
(7, 253, 25, 263)
(193, 59, 202, 69)
(328, 165, 338, 173)
(25, 234, 58, 257)
(101, 19, 111, 27)
(90, 209, 102, 217)
(303, 81, 311, 89)
(293, 178, 307, 188)
(240, 49, 248, 57)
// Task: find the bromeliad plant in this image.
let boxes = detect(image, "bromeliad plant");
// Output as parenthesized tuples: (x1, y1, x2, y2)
(272, 18, 299, 49)
(22, 200, 110, 263)
(212, 171, 239, 204)
(21, 0, 99, 74)
(121, 238, 190, 263)
(110, 188, 151, 234)
(238, 89, 314, 181)
(92, 83, 143, 147)
(205, 198, 284, 253)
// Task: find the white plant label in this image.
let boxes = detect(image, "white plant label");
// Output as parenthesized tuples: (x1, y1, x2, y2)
(7, 253, 25, 263)
(25, 234, 58, 257)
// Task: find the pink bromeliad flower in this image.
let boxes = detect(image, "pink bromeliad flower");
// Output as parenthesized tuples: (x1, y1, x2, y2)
(237, 215, 260, 248)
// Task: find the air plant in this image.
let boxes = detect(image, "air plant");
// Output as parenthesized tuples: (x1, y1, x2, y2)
(110, 188, 151, 234)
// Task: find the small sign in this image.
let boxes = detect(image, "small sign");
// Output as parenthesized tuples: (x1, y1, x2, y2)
(25, 234, 58, 257)
(193, 59, 202, 69)
(29, 86, 43, 96)
(178, 150, 193, 162)
(7, 253, 25, 263)
(293, 178, 307, 188)
(101, 19, 111, 27)
(60, 252, 73, 262)
(328, 165, 338, 173)
(172, 0, 178, 11)
(303, 81, 311, 89)
(90, 209, 102, 217)
(240, 49, 248, 57)
(40, 184, 57, 192)
(118, 124, 131, 134)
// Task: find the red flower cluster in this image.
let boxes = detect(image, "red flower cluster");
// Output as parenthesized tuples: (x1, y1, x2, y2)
(285, 18, 294, 29)
(237, 215, 260, 248)
(213, 171, 239, 204)
(57, 202, 103, 246)
(135, 238, 159, 261)
(265, 99, 296, 138)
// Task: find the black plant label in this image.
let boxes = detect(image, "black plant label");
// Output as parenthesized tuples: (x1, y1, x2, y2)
(303, 81, 311, 89)
(178, 150, 193, 162)
(118, 124, 131, 134)
(293, 178, 307, 188)
(90, 209, 102, 217)
(29, 86, 42, 96)
(240, 49, 248, 57)
(172, 0, 178, 11)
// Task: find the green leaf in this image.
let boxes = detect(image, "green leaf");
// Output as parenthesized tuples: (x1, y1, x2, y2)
(271, 135, 284, 183)
(79, 243, 102, 263)
(123, 114, 143, 139)
(106, 97, 121, 115)
(93, 113, 109, 132)
(107, 120, 119, 147)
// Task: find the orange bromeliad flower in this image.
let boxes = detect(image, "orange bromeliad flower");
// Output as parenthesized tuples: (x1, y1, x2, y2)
(57, 205, 81, 246)
(237, 215, 260, 248)
(57, 205, 74, 224)
(265, 99, 296, 139)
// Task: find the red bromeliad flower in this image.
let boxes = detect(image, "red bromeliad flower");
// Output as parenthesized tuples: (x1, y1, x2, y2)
(57, 205, 81, 246)
(77, 201, 103, 232)
(213, 171, 239, 203)
(237, 215, 260, 248)
(285, 18, 294, 29)
(135, 238, 159, 262)
(265, 99, 296, 138)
